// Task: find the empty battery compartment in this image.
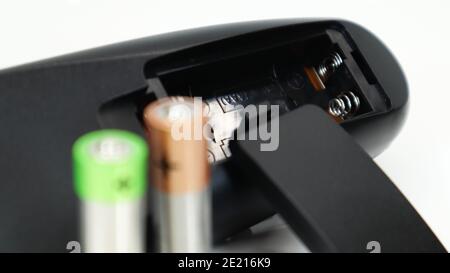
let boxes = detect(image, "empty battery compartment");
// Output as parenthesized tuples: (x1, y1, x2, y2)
(142, 28, 382, 122)
(136, 28, 386, 162)
(99, 26, 388, 161)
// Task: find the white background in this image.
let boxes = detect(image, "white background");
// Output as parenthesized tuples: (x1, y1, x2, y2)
(1, 0, 449, 250)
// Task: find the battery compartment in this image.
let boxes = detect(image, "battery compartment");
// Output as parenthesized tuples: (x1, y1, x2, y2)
(99, 26, 388, 142)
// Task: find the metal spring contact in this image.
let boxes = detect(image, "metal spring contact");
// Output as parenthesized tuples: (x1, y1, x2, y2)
(316, 52, 344, 82)
(328, 91, 360, 119)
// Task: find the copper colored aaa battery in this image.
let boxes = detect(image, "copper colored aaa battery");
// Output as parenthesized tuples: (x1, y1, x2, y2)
(143, 97, 211, 253)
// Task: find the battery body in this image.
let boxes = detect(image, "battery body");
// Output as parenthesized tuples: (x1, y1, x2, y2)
(81, 199, 144, 253)
(73, 129, 148, 253)
(143, 97, 211, 253)
(154, 186, 210, 252)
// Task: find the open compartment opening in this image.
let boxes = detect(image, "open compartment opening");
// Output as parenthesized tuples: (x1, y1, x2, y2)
(99, 25, 388, 163)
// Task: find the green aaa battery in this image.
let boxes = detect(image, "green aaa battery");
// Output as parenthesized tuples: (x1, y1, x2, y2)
(73, 129, 148, 202)
(72, 129, 148, 253)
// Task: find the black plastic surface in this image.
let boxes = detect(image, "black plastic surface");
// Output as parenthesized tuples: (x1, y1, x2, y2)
(231, 105, 445, 253)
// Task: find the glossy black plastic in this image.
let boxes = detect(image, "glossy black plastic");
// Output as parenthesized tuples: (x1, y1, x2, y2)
(231, 106, 443, 252)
